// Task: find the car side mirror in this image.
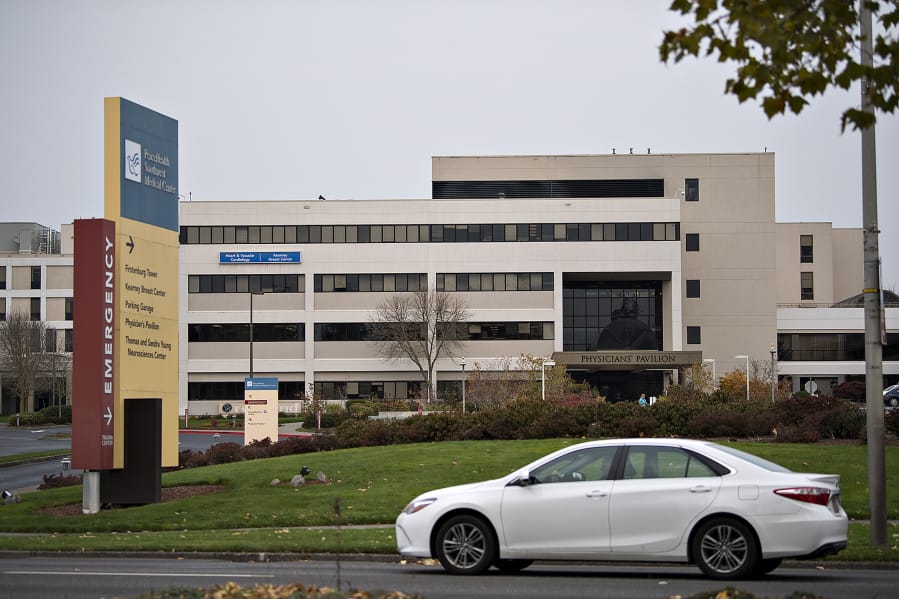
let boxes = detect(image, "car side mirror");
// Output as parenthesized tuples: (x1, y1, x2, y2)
(511, 471, 533, 487)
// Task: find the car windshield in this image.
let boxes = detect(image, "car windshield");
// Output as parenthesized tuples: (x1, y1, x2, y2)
(706, 443, 792, 473)
(884, 385, 899, 394)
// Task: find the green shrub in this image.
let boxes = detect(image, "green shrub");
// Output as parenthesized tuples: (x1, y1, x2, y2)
(205, 442, 242, 464)
(6, 412, 44, 427)
(38, 472, 82, 489)
(38, 404, 72, 424)
(886, 409, 899, 436)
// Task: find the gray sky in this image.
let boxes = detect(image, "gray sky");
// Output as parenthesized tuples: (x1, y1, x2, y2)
(2, 0, 897, 288)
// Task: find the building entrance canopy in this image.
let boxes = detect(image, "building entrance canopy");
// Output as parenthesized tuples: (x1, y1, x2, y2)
(552, 351, 703, 371)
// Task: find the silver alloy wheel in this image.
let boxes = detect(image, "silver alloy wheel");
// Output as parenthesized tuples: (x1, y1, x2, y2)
(698, 522, 750, 576)
(441, 521, 488, 570)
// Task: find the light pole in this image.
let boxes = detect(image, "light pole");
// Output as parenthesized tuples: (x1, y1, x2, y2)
(249, 290, 264, 378)
(541, 358, 556, 401)
(460, 357, 466, 414)
(735, 355, 749, 400)
(769, 344, 777, 403)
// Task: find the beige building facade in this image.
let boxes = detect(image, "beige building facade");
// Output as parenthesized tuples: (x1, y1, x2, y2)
(176, 152, 895, 416)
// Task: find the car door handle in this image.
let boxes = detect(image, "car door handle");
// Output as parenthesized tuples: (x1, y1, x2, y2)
(586, 490, 608, 498)
(689, 485, 713, 493)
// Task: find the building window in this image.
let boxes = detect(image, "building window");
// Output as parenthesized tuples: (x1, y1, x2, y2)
(188, 323, 304, 342)
(437, 272, 553, 292)
(45, 329, 57, 352)
(188, 274, 304, 294)
(65, 297, 73, 321)
(0, 266, 6, 290)
(315, 273, 427, 293)
(801, 272, 814, 301)
(30, 297, 41, 320)
(800, 235, 813, 263)
(314, 322, 376, 341)
(686, 326, 701, 344)
(686, 280, 700, 298)
(64, 329, 73, 352)
(685, 233, 700, 252)
(31, 266, 41, 290)
(685, 178, 699, 202)
(180, 221, 680, 245)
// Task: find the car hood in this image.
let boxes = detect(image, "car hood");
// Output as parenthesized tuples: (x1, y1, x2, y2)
(412, 477, 507, 502)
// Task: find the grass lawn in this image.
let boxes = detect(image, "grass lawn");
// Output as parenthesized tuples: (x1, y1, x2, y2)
(0, 439, 896, 560)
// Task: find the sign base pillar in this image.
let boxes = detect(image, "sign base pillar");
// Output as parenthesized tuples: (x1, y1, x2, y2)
(82, 471, 100, 514)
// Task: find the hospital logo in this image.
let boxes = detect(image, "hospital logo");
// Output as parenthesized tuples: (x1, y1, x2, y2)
(124, 139, 141, 183)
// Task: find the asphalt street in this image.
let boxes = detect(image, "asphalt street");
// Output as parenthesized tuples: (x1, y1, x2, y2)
(0, 423, 303, 494)
(1, 555, 896, 599)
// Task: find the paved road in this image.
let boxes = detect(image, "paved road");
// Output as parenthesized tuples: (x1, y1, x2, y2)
(0, 555, 895, 599)
(0, 424, 303, 494)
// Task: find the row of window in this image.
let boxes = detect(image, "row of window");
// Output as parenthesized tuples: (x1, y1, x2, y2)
(311, 321, 554, 342)
(776, 333, 899, 361)
(0, 266, 42, 290)
(187, 321, 554, 343)
(188, 323, 304, 343)
(180, 222, 681, 245)
(186, 380, 423, 402)
(188, 274, 304, 294)
(0, 297, 73, 322)
(437, 272, 553, 292)
(188, 381, 305, 402)
(315, 273, 427, 293)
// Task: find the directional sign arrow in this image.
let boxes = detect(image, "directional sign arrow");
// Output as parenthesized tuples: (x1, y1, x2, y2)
(126, 235, 135, 254)
(104, 406, 113, 426)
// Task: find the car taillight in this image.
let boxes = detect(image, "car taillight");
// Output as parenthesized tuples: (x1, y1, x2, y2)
(774, 487, 831, 506)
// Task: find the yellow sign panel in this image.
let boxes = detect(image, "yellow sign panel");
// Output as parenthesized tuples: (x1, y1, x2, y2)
(104, 97, 180, 468)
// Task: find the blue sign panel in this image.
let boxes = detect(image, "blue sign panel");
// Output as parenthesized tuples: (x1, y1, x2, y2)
(118, 98, 179, 232)
(245, 377, 279, 391)
(220, 251, 301, 264)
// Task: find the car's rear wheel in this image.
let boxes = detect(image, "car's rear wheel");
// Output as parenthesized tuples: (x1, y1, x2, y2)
(435, 514, 496, 575)
(692, 517, 759, 580)
(493, 558, 533, 573)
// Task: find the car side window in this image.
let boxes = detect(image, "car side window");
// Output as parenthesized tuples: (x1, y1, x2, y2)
(531, 446, 618, 484)
(623, 447, 719, 479)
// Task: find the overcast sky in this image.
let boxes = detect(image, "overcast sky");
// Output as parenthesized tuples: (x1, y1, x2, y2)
(2, 0, 897, 288)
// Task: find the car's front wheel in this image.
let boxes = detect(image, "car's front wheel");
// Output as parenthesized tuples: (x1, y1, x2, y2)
(888, 396, 899, 408)
(435, 514, 497, 575)
(692, 517, 759, 580)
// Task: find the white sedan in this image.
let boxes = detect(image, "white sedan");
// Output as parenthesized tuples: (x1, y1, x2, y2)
(396, 438, 848, 579)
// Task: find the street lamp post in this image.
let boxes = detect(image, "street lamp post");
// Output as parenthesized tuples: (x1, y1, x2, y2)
(769, 344, 777, 403)
(460, 357, 466, 414)
(735, 355, 749, 400)
(541, 358, 556, 401)
(249, 291, 264, 378)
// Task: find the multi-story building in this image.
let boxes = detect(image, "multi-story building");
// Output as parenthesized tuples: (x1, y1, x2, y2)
(4, 152, 894, 418)
(0, 222, 73, 414)
(177, 152, 897, 416)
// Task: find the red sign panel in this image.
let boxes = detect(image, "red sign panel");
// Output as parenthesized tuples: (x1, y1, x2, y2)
(72, 219, 116, 470)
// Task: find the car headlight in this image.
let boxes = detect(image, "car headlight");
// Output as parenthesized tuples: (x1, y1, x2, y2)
(403, 497, 437, 514)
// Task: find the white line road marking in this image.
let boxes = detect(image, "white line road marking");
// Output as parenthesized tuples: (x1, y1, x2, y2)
(3, 571, 273, 578)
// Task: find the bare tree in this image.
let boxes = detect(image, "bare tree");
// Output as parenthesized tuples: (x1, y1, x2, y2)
(372, 289, 469, 402)
(0, 310, 47, 414)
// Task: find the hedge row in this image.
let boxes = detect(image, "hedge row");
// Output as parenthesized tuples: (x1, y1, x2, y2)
(5, 405, 72, 426)
(173, 395, 898, 470)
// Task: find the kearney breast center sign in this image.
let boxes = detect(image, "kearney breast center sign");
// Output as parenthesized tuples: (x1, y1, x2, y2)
(220, 252, 301, 264)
